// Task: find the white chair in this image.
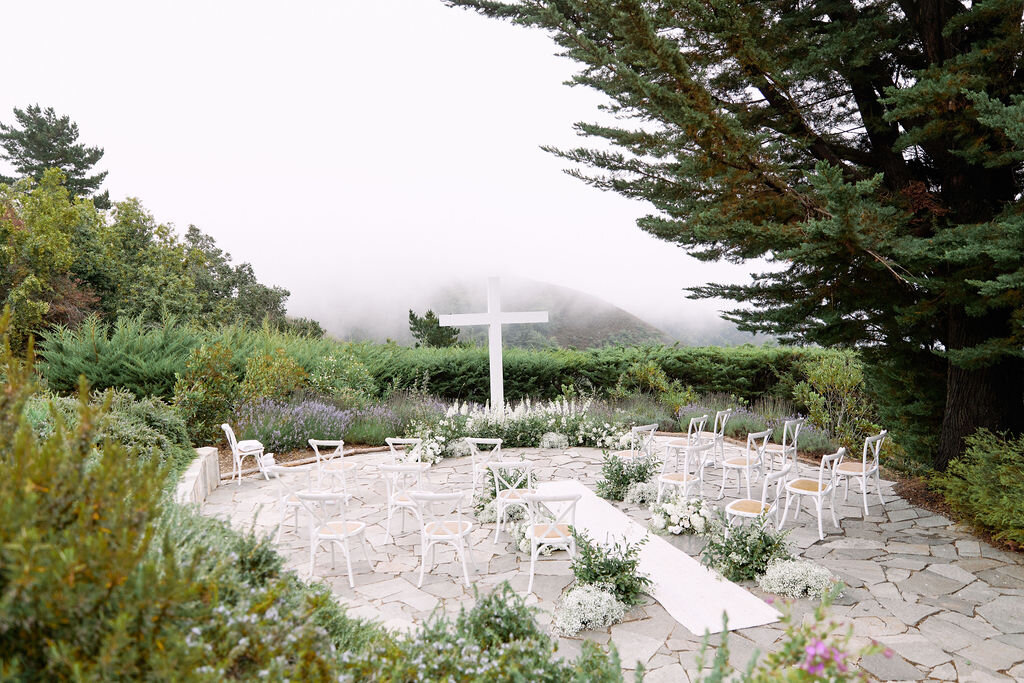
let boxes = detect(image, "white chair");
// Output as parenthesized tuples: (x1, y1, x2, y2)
(765, 418, 803, 473)
(700, 409, 733, 467)
(380, 462, 430, 543)
(781, 448, 845, 540)
(664, 414, 708, 468)
(836, 430, 887, 515)
(309, 439, 358, 493)
(657, 441, 715, 503)
(719, 428, 772, 499)
(611, 423, 659, 462)
(222, 423, 267, 485)
(489, 460, 536, 543)
(298, 489, 369, 587)
(464, 437, 503, 495)
(385, 437, 423, 463)
(266, 464, 312, 543)
(408, 491, 476, 588)
(522, 492, 580, 594)
(725, 463, 792, 537)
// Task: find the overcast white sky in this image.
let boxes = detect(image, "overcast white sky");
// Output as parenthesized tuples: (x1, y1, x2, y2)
(1, 0, 759, 339)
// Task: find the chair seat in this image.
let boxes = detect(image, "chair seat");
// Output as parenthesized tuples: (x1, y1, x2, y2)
(660, 472, 696, 483)
(666, 439, 690, 448)
(723, 456, 755, 467)
(323, 460, 356, 471)
(394, 493, 416, 504)
(531, 523, 572, 540)
(837, 461, 868, 474)
(727, 499, 769, 515)
(497, 488, 536, 501)
(789, 478, 825, 492)
(610, 450, 636, 459)
(425, 520, 472, 537)
(237, 440, 264, 452)
(323, 520, 365, 537)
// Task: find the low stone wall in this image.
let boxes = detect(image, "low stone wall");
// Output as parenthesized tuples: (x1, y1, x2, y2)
(175, 446, 221, 505)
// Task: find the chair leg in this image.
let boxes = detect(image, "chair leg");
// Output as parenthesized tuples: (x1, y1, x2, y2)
(458, 541, 471, 587)
(875, 470, 885, 508)
(528, 544, 538, 594)
(344, 543, 355, 588)
(843, 477, 850, 501)
(308, 539, 317, 578)
(830, 492, 839, 528)
(418, 540, 429, 588)
(384, 507, 395, 544)
(780, 492, 793, 528)
(814, 498, 824, 540)
(861, 476, 870, 516)
(360, 534, 371, 564)
(494, 503, 503, 544)
(744, 470, 752, 499)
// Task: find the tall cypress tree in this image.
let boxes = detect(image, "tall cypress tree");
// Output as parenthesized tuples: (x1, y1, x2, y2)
(445, 0, 1024, 468)
(0, 104, 110, 209)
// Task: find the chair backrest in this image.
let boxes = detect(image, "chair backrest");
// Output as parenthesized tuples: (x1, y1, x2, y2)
(683, 441, 716, 473)
(782, 418, 803, 454)
(745, 428, 773, 465)
(266, 464, 315, 500)
(631, 423, 659, 457)
(379, 463, 427, 501)
(759, 462, 792, 512)
(687, 414, 709, 446)
(713, 410, 733, 439)
(488, 460, 534, 495)
(860, 432, 884, 471)
(522, 492, 580, 544)
(309, 439, 344, 462)
(465, 437, 503, 463)
(407, 490, 465, 533)
(385, 437, 423, 463)
(295, 489, 350, 527)
(222, 423, 239, 454)
(817, 448, 846, 493)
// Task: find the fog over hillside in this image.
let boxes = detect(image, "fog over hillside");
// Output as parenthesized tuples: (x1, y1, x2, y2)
(298, 276, 769, 348)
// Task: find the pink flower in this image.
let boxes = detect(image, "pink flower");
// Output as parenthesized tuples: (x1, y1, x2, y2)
(883, 648, 894, 659)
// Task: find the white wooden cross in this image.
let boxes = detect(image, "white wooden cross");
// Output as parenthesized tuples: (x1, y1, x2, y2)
(439, 277, 548, 413)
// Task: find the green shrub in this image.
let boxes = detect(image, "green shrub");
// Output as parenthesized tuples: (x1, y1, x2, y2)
(240, 349, 307, 403)
(342, 583, 627, 681)
(570, 530, 652, 607)
(793, 353, 877, 451)
(933, 429, 1024, 545)
(0, 317, 369, 680)
(308, 350, 377, 403)
(343, 404, 401, 446)
(173, 341, 238, 445)
(596, 452, 660, 501)
(613, 359, 671, 396)
(700, 515, 791, 582)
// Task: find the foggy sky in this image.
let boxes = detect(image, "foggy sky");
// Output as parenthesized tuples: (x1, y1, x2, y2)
(1, 0, 764, 340)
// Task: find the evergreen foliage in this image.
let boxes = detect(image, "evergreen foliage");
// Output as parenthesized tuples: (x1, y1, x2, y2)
(444, 0, 1024, 468)
(408, 308, 461, 347)
(0, 104, 109, 208)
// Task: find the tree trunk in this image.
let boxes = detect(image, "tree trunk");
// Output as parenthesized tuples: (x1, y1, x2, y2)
(935, 308, 1024, 469)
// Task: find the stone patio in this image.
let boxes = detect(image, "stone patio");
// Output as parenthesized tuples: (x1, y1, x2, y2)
(199, 439, 1024, 681)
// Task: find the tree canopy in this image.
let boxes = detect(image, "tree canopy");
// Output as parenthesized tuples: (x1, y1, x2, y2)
(0, 170, 297, 347)
(446, 0, 1024, 468)
(0, 104, 110, 209)
(409, 309, 461, 347)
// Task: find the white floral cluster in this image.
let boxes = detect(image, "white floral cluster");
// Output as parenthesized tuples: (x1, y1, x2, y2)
(475, 499, 525, 526)
(505, 519, 553, 556)
(623, 481, 659, 506)
(649, 496, 718, 536)
(539, 432, 569, 450)
(552, 583, 627, 636)
(756, 558, 838, 599)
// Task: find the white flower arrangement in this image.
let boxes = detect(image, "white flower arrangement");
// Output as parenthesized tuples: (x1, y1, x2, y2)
(539, 432, 569, 450)
(552, 583, 627, 636)
(649, 496, 718, 536)
(756, 558, 839, 600)
(623, 481, 659, 506)
(475, 499, 525, 526)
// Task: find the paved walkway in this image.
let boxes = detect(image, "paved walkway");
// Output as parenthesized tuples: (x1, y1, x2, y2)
(200, 440, 1024, 681)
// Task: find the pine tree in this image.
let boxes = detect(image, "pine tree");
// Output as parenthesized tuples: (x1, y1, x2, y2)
(0, 104, 110, 209)
(409, 309, 461, 347)
(444, 0, 1024, 469)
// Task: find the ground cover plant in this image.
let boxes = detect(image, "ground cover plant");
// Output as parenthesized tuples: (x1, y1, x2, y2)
(701, 517, 791, 582)
(756, 559, 839, 601)
(570, 530, 651, 607)
(595, 452, 660, 501)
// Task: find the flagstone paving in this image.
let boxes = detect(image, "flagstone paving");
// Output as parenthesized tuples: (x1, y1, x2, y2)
(199, 439, 1024, 680)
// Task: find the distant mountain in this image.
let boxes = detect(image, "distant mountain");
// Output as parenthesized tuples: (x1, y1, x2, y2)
(427, 279, 672, 349)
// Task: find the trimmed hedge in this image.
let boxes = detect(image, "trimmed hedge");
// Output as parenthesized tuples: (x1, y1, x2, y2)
(356, 343, 836, 403)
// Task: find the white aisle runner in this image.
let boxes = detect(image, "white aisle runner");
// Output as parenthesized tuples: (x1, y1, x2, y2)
(539, 480, 780, 635)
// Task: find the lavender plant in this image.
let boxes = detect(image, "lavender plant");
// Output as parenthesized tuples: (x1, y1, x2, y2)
(236, 398, 353, 453)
